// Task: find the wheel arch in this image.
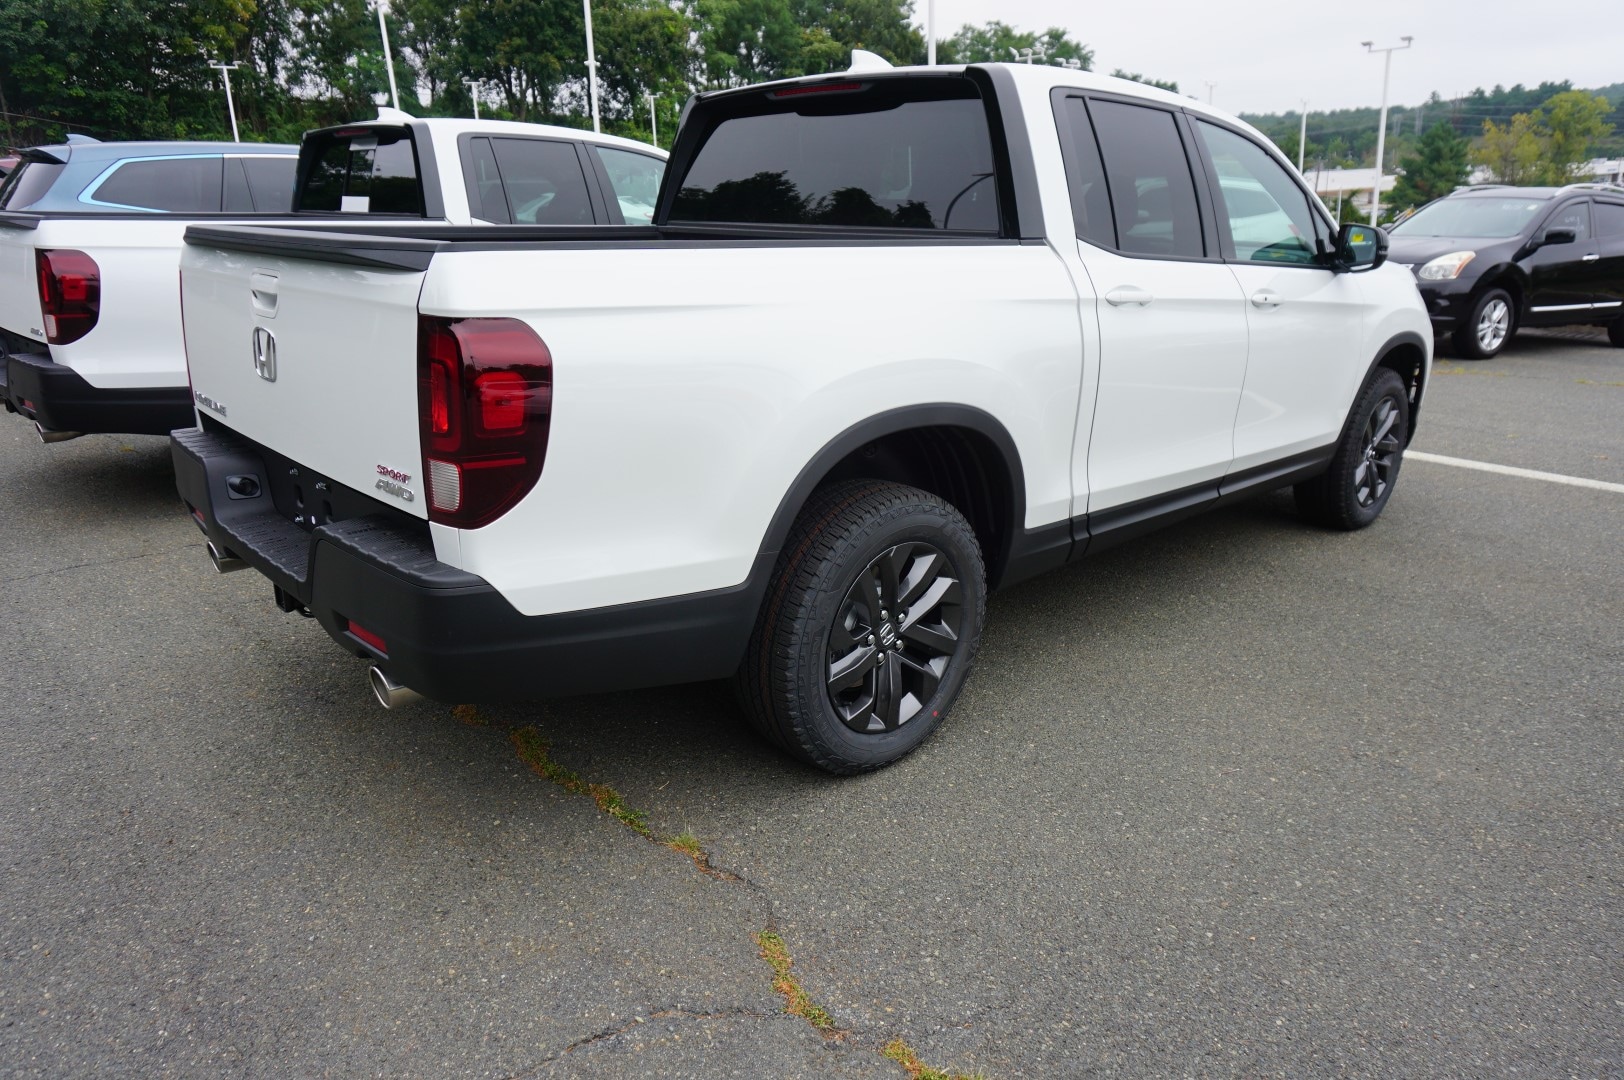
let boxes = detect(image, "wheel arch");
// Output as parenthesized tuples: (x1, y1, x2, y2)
(756, 405, 1029, 590)
(1364, 330, 1429, 444)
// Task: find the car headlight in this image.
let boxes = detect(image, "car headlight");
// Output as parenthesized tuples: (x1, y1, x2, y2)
(1418, 251, 1476, 281)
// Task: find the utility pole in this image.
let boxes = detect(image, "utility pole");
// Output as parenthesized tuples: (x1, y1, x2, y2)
(376, 2, 401, 110)
(1362, 36, 1413, 224)
(1203, 81, 1217, 105)
(646, 92, 657, 147)
(583, 0, 601, 134)
(464, 80, 481, 120)
(1298, 99, 1309, 172)
(927, 0, 935, 66)
(208, 61, 241, 142)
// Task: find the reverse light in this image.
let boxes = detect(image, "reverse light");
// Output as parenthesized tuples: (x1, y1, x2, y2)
(36, 249, 101, 344)
(1418, 251, 1476, 281)
(417, 316, 552, 529)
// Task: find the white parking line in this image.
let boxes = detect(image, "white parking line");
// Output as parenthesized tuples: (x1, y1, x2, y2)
(1407, 451, 1624, 494)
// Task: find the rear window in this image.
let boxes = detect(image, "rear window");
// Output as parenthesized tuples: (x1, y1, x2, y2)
(671, 77, 1000, 232)
(0, 160, 66, 210)
(297, 128, 424, 215)
(90, 157, 225, 212)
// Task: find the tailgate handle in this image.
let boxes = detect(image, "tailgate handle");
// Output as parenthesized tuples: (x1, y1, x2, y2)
(250, 272, 279, 318)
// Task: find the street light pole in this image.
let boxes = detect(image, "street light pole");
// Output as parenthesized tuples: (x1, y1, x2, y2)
(1362, 36, 1413, 225)
(927, 0, 935, 66)
(376, 1, 401, 110)
(464, 79, 481, 120)
(582, 0, 601, 134)
(1203, 81, 1216, 105)
(1298, 99, 1308, 172)
(208, 61, 241, 142)
(646, 91, 657, 146)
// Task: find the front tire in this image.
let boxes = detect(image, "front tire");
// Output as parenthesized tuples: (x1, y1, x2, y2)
(735, 481, 986, 775)
(1295, 368, 1410, 530)
(1452, 287, 1515, 359)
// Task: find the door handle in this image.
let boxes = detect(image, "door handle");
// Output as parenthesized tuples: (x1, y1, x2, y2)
(1105, 286, 1154, 307)
(1250, 289, 1282, 308)
(1581, 253, 1600, 262)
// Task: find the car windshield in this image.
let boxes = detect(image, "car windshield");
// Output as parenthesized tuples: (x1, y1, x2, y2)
(1389, 195, 1549, 238)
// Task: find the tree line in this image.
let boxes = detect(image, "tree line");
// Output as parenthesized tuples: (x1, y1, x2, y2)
(0, 1, 1111, 149)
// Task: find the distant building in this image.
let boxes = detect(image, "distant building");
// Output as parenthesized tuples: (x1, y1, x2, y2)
(1305, 167, 1396, 220)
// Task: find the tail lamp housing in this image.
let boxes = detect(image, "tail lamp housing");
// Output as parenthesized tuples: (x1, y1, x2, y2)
(417, 315, 553, 529)
(36, 249, 101, 345)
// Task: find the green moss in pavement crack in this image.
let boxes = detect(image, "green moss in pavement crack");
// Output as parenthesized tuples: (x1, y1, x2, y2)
(756, 931, 837, 1033)
(882, 1039, 985, 1080)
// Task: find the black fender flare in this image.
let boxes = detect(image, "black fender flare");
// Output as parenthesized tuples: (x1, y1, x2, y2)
(1359, 329, 1431, 444)
(754, 403, 1029, 580)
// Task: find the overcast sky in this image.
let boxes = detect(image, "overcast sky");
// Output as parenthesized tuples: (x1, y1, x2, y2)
(916, 0, 1624, 115)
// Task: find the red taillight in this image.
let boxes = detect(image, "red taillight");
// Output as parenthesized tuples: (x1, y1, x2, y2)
(769, 81, 866, 98)
(36, 249, 101, 345)
(417, 315, 552, 529)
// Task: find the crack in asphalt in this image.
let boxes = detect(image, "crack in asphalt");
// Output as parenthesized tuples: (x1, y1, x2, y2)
(502, 1006, 779, 1077)
(0, 547, 179, 585)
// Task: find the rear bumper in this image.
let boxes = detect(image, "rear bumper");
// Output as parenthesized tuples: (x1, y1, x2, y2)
(2, 351, 194, 436)
(171, 425, 764, 704)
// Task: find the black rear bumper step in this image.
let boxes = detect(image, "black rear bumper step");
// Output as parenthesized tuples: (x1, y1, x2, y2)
(3, 352, 194, 436)
(171, 426, 764, 703)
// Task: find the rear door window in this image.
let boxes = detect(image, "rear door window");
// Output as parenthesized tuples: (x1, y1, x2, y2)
(0, 159, 65, 210)
(243, 156, 296, 212)
(489, 138, 595, 225)
(1596, 202, 1624, 237)
(1086, 99, 1205, 258)
(297, 128, 423, 215)
(88, 157, 225, 212)
(1053, 96, 1116, 248)
(594, 147, 664, 224)
(671, 77, 1000, 232)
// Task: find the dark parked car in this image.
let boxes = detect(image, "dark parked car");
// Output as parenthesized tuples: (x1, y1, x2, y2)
(1387, 182, 1624, 358)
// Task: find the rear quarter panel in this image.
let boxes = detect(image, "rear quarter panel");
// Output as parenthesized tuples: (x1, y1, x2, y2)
(422, 241, 1084, 616)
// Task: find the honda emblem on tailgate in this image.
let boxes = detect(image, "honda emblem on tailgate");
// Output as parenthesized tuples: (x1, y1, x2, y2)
(252, 327, 277, 382)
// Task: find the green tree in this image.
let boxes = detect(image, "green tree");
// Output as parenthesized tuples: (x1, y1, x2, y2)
(1390, 121, 1470, 210)
(692, 0, 801, 87)
(1473, 112, 1546, 185)
(1538, 90, 1614, 179)
(937, 21, 1092, 67)
(793, 0, 923, 73)
(458, 0, 584, 122)
(595, 0, 692, 135)
(1109, 70, 1177, 94)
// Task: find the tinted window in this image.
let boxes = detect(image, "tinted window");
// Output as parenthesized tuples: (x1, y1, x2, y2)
(1088, 100, 1204, 258)
(1545, 200, 1590, 242)
(490, 138, 594, 225)
(1389, 196, 1549, 238)
(672, 79, 999, 232)
(243, 156, 296, 212)
(297, 129, 422, 214)
(595, 147, 664, 225)
(0, 160, 64, 209)
(91, 157, 224, 212)
(1596, 202, 1624, 238)
(1054, 96, 1115, 247)
(466, 137, 509, 223)
(224, 158, 254, 212)
(1196, 121, 1319, 264)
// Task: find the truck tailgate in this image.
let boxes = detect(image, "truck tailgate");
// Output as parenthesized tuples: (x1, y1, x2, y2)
(180, 241, 429, 518)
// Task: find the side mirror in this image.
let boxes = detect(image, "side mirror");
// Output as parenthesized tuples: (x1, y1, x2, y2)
(1331, 221, 1388, 272)
(1538, 226, 1577, 247)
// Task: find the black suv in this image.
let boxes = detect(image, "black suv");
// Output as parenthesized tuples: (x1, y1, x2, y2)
(1387, 182, 1624, 358)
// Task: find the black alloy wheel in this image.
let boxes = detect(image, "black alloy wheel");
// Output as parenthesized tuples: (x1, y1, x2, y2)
(1295, 367, 1411, 530)
(736, 481, 986, 775)
(826, 541, 963, 734)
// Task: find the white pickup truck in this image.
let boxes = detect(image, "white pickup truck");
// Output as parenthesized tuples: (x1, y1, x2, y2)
(173, 62, 1430, 774)
(1, 114, 665, 440)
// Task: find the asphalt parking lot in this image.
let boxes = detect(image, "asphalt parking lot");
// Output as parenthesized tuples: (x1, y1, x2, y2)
(2, 329, 1619, 1078)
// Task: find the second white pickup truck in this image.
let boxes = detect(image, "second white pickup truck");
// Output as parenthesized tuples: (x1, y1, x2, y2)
(174, 62, 1431, 774)
(1, 115, 665, 440)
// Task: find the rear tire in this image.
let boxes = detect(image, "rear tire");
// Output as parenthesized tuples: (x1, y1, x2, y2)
(1295, 368, 1410, 530)
(735, 481, 986, 775)
(1452, 287, 1514, 359)
(1608, 317, 1624, 348)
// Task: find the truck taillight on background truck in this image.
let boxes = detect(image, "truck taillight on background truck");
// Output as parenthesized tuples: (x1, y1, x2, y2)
(417, 315, 553, 529)
(36, 249, 101, 345)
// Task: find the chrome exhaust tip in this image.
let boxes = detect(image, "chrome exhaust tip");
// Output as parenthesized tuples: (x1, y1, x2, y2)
(369, 666, 423, 709)
(35, 423, 84, 443)
(206, 540, 247, 574)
